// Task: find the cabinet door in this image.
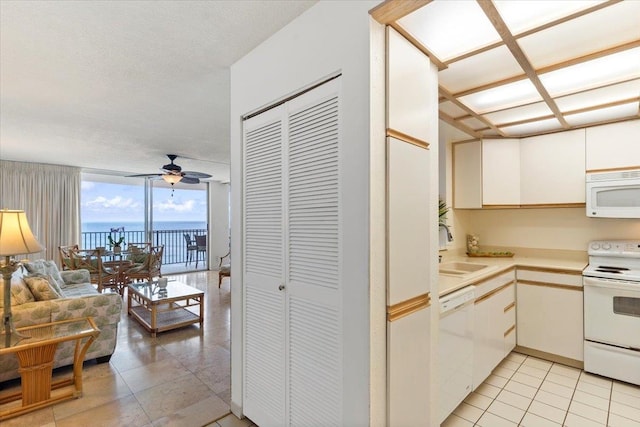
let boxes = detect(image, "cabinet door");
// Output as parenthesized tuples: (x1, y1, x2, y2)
(453, 140, 482, 209)
(516, 277, 584, 361)
(387, 27, 433, 142)
(586, 121, 640, 172)
(520, 129, 586, 205)
(482, 139, 520, 206)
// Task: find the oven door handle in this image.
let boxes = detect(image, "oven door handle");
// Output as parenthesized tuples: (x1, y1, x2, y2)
(584, 276, 638, 290)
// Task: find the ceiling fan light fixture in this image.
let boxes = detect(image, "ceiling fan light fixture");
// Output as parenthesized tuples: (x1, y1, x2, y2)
(162, 174, 183, 184)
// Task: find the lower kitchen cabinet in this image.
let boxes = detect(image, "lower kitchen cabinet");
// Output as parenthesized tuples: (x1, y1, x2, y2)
(516, 267, 584, 362)
(473, 269, 516, 389)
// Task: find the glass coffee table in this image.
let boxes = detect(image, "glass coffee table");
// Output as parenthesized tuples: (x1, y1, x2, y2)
(0, 317, 100, 420)
(127, 281, 204, 337)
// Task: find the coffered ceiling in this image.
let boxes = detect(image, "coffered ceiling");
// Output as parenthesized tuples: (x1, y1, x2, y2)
(378, 0, 640, 139)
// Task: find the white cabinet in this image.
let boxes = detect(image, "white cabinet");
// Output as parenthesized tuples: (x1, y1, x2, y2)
(453, 140, 482, 209)
(516, 267, 584, 362)
(242, 78, 345, 426)
(473, 269, 516, 388)
(387, 27, 433, 143)
(586, 120, 640, 172)
(388, 137, 430, 304)
(520, 129, 586, 205)
(482, 139, 520, 206)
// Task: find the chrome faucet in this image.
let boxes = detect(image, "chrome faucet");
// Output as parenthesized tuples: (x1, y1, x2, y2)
(439, 223, 453, 242)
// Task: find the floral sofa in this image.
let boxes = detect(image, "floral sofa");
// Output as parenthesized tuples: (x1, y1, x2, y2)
(0, 260, 122, 383)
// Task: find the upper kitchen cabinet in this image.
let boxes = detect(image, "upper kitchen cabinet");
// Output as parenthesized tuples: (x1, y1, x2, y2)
(520, 129, 586, 206)
(453, 140, 482, 209)
(586, 121, 640, 172)
(387, 27, 433, 143)
(482, 139, 520, 207)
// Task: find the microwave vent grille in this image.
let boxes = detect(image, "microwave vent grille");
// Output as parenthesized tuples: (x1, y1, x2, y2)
(588, 169, 640, 182)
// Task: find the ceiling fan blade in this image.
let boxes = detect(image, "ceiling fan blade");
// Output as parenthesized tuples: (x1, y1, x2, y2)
(180, 176, 200, 184)
(182, 171, 212, 179)
(127, 173, 162, 178)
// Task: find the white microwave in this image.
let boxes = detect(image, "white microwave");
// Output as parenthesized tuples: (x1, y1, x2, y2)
(586, 169, 640, 218)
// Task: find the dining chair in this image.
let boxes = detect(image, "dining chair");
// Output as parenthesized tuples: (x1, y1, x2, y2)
(126, 242, 152, 265)
(218, 250, 230, 288)
(184, 234, 198, 266)
(58, 244, 79, 270)
(123, 245, 164, 284)
(70, 249, 119, 293)
(195, 235, 207, 268)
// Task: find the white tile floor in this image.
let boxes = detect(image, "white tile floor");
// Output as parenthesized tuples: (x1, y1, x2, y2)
(443, 352, 640, 427)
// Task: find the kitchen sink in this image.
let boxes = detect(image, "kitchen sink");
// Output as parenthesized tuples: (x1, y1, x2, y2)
(439, 262, 489, 276)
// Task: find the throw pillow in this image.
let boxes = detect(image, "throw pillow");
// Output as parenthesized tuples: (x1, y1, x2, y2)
(27, 273, 64, 296)
(0, 280, 36, 307)
(23, 276, 61, 301)
(24, 260, 66, 289)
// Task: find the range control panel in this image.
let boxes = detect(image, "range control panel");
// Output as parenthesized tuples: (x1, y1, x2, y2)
(588, 240, 640, 257)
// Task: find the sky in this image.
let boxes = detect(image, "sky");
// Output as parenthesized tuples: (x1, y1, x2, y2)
(81, 180, 207, 223)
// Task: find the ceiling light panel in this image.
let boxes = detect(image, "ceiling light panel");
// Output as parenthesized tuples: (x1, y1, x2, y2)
(555, 79, 640, 112)
(493, 0, 604, 35)
(517, 1, 640, 68)
(439, 101, 468, 118)
(397, 0, 500, 62)
(539, 48, 640, 97)
(500, 118, 562, 136)
(459, 79, 542, 114)
(439, 45, 523, 94)
(483, 102, 553, 126)
(564, 103, 639, 126)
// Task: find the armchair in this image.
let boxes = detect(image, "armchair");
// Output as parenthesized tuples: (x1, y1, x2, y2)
(123, 245, 164, 283)
(58, 244, 79, 270)
(218, 250, 230, 288)
(70, 249, 119, 293)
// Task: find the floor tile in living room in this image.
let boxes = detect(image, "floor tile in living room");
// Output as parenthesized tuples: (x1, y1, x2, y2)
(443, 352, 640, 427)
(0, 270, 232, 427)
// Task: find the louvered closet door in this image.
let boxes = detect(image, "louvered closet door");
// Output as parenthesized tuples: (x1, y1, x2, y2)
(285, 77, 342, 426)
(243, 106, 287, 427)
(242, 77, 343, 427)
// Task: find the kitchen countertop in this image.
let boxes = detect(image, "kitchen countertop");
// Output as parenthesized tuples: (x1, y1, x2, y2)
(438, 248, 588, 297)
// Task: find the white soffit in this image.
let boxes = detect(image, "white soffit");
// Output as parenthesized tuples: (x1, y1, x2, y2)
(483, 102, 553, 126)
(459, 117, 487, 130)
(518, 1, 640, 69)
(439, 101, 468, 118)
(540, 48, 640, 97)
(494, 0, 604, 35)
(564, 103, 639, 126)
(555, 79, 640, 112)
(459, 79, 542, 114)
(500, 118, 563, 136)
(397, 0, 500, 62)
(439, 45, 523, 94)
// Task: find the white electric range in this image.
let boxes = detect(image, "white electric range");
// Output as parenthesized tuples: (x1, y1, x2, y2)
(583, 240, 640, 386)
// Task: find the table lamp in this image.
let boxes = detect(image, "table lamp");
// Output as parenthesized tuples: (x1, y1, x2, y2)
(0, 209, 44, 344)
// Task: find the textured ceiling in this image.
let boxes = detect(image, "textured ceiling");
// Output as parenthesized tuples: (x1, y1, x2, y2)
(0, 0, 316, 182)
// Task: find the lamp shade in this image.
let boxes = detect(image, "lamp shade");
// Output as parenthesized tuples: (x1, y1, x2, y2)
(162, 174, 183, 184)
(0, 209, 44, 256)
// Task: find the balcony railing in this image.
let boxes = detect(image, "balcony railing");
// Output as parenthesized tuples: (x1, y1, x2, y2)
(81, 229, 207, 267)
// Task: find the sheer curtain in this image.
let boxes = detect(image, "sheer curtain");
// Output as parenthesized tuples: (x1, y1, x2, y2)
(0, 160, 80, 264)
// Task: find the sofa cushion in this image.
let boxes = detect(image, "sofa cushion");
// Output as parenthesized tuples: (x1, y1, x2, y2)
(0, 277, 35, 308)
(23, 260, 66, 289)
(60, 269, 91, 285)
(24, 276, 61, 301)
(27, 272, 64, 296)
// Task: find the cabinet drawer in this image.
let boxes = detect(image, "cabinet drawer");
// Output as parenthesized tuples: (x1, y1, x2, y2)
(517, 267, 583, 288)
(504, 302, 516, 332)
(505, 328, 516, 356)
(474, 268, 516, 301)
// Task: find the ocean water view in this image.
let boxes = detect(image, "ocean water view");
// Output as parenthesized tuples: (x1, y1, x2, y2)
(82, 221, 207, 233)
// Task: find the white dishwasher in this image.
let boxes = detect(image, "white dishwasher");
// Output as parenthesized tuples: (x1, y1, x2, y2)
(438, 286, 475, 424)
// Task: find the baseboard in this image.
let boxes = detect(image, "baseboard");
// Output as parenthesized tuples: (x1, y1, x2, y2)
(230, 401, 243, 419)
(515, 345, 584, 369)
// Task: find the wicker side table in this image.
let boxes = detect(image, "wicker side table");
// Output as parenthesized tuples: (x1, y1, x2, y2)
(0, 317, 100, 420)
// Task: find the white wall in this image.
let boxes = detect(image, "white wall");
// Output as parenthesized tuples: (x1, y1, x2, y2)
(229, 1, 380, 424)
(453, 208, 640, 252)
(209, 181, 229, 266)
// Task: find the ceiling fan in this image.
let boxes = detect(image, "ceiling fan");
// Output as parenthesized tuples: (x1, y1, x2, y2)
(128, 154, 212, 185)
